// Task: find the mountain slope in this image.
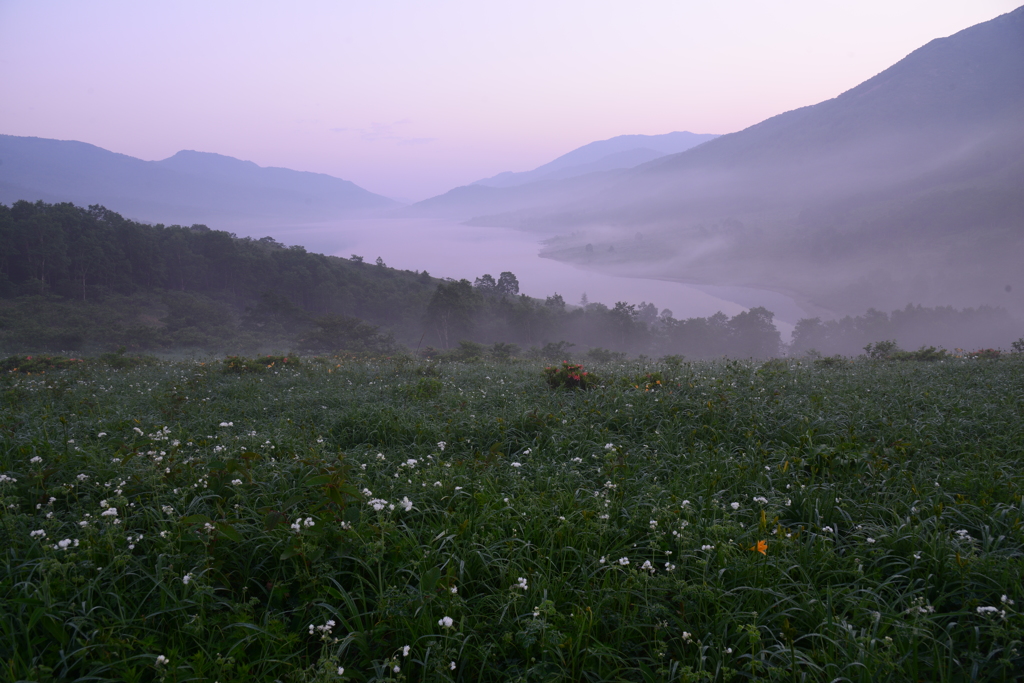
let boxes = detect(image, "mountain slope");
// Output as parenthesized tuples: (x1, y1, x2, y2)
(0, 136, 397, 226)
(467, 6, 1024, 317)
(471, 131, 718, 189)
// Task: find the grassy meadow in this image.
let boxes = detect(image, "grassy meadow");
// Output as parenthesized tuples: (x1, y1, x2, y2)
(1, 354, 1023, 682)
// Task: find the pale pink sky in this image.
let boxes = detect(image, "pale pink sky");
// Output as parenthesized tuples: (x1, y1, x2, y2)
(0, 0, 1019, 201)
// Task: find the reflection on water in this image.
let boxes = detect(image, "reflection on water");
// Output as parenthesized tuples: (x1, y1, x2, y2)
(233, 218, 800, 338)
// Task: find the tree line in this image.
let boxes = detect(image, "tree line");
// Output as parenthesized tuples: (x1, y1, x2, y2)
(2, 200, 1015, 358)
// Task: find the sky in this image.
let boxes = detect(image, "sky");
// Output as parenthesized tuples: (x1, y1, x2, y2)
(0, 0, 1019, 201)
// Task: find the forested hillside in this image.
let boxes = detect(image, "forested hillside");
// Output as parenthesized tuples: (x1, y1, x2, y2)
(0, 200, 787, 357)
(2, 200, 1016, 358)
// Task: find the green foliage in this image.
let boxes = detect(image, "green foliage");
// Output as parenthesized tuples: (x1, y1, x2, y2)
(488, 341, 520, 361)
(1, 357, 1023, 680)
(1010, 338, 1024, 354)
(299, 315, 398, 356)
(538, 340, 575, 361)
(587, 347, 627, 363)
(96, 346, 157, 369)
(424, 279, 478, 349)
(627, 370, 665, 390)
(0, 200, 438, 352)
(863, 339, 901, 359)
(863, 341, 951, 362)
(223, 354, 301, 373)
(660, 354, 686, 369)
(891, 346, 948, 361)
(793, 304, 1019, 358)
(405, 376, 443, 399)
(542, 360, 599, 389)
(0, 353, 84, 373)
(450, 340, 486, 361)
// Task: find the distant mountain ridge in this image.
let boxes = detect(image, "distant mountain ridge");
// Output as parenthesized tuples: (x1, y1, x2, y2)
(0, 136, 397, 226)
(414, 6, 1024, 318)
(471, 131, 718, 188)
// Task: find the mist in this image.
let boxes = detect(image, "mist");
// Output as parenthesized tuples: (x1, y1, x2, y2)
(2, 6, 1022, 359)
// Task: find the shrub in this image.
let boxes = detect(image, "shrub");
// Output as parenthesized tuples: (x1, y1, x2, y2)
(863, 340, 900, 359)
(223, 354, 300, 373)
(450, 340, 486, 361)
(660, 354, 686, 369)
(97, 346, 157, 369)
(587, 347, 626, 363)
(406, 376, 444, 399)
(891, 346, 947, 362)
(623, 370, 665, 391)
(543, 361, 599, 390)
(0, 354, 84, 373)
(489, 342, 520, 361)
(538, 341, 575, 361)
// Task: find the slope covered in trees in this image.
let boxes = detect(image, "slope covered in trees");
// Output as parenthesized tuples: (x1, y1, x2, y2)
(0, 201, 791, 358)
(3, 200, 1015, 358)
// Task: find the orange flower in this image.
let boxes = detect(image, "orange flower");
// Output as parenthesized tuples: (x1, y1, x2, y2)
(751, 540, 767, 555)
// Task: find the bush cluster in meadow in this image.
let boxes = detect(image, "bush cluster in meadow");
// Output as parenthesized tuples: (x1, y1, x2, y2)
(1, 354, 1022, 681)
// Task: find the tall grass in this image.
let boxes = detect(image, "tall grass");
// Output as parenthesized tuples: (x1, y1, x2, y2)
(1, 355, 1022, 681)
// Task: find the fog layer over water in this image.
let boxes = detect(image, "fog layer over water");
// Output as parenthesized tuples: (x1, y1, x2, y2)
(250, 218, 800, 339)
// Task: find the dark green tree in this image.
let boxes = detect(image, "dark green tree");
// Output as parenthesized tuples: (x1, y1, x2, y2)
(425, 279, 478, 349)
(497, 271, 520, 296)
(727, 306, 781, 358)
